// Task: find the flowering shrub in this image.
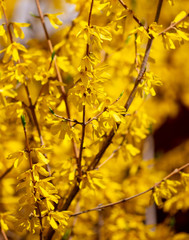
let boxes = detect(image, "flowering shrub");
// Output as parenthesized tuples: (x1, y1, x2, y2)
(0, 0, 189, 239)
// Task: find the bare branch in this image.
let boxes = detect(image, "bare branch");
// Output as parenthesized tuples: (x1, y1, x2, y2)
(50, 111, 83, 125)
(34, 0, 79, 161)
(96, 145, 121, 169)
(78, 104, 86, 180)
(70, 162, 189, 217)
(53, 0, 165, 231)
(117, 0, 144, 27)
(21, 117, 43, 240)
(1, 228, 8, 240)
(0, 165, 13, 181)
(125, 0, 164, 111)
(158, 13, 189, 36)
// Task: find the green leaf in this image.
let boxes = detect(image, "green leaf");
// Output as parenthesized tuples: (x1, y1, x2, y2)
(125, 35, 131, 44)
(49, 107, 54, 115)
(30, 12, 39, 18)
(119, 90, 124, 99)
(51, 51, 56, 61)
(62, 229, 71, 240)
(21, 115, 26, 128)
(170, 217, 175, 227)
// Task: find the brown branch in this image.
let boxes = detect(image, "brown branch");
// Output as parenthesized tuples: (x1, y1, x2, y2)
(24, 85, 52, 174)
(117, 0, 144, 27)
(158, 13, 189, 36)
(88, 0, 94, 27)
(86, 0, 94, 57)
(70, 162, 189, 217)
(71, 188, 152, 217)
(45, 2, 95, 237)
(85, 107, 107, 125)
(0, 165, 13, 181)
(2, 2, 49, 170)
(161, 162, 189, 182)
(62, 0, 165, 206)
(71, 0, 94, 182)
(22, 119, 43, 240)
(78, 104, 86, 180)
(51, 111, 83, 125)
(68, 199, 80, 240)
(33, 84, 47, 107)
(77, 0, 94, 181)
(88, 128, 116, 170)
(34, 0, 79, 161)
(34, 0, 66, 98)
(1, 228, 8, 240)
(2, 1, 51, 175)
(46, 184, 80, 240)
(1, 5, 13, 43)
(125, 0, 163, 111)
(88, 0, 164, 180)
(134, 34, 140, 73)
(96, 145, 121, 169)
(24, 85, 45, 146)
(46, 1, 164, 239)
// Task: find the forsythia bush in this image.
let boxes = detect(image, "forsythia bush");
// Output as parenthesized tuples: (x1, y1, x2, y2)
(0, 0, 189, 239)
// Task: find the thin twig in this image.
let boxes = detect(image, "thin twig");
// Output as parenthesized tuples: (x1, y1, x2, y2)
(51, 112, 83, 125)
(51, 0, 165, 232)
(1, 11, 49, 238)
(24, 85, 45, 146)
(85, 107, 107, 125)
(1, 5, 13, 43)
(117, 0, 144, 27)
(88, 128, 116, 170)
(125, 0, 163, 111)
(68, 198, 81, 240)
(78, 104, 86, 180)
(161, 162, 189, 182)
(2, 2, 49, 168)
(34, 0, 66, 99)
(22, 119, 43, 240)
(2, 2, 51, 176)
(24, 84, 52, 173)
(158, 13, 189, 36)
(71, 188, 152, 217)
(1, 228, 9, 240)
(77, 0, 94, 181)
(88, 0, 94, 27)
(96, 146, 121, 169)
(134, 34, 140, 73)
(33, 84, 47, 107)
(88, 0, 164, 176)
(34, 0, 79, 161)
(46, 6, 95, 239)
(70, 162, 189, 217)
(0, 165, 13, 181)
(46, 184, 80, 240)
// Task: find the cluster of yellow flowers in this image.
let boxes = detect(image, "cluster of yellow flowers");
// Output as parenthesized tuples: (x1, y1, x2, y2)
(0, 0, 189, 239)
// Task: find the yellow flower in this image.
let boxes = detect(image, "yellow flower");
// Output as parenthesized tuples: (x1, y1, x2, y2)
(12, 22, 30, 39)
(130, 26, 150, 44)
(46, 12, 63, 29)
(0, 24, 7, 43)
(7, 150, 28, 168)
(0, 42, 27, 62)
